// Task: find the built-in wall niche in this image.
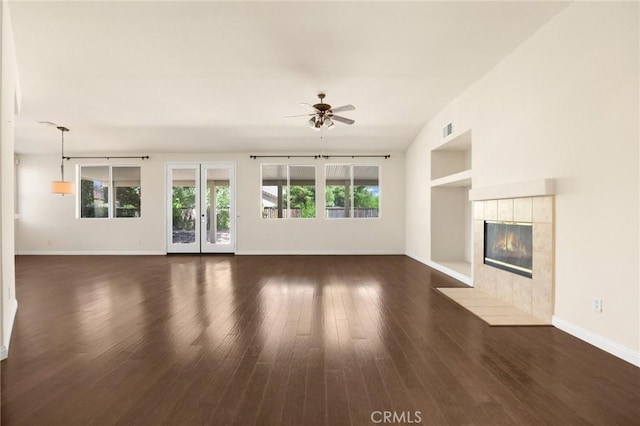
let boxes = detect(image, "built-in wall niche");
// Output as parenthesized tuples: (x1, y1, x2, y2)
(430, 128, 473, 284)
(430, 128, 471, 184)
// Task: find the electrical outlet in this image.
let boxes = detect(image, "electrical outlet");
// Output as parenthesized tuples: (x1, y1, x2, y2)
(592, 297, 602, 313)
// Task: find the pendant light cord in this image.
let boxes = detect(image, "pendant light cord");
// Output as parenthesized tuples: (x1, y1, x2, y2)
(57, 126, 69, 181)
(60, 128, 64, 181)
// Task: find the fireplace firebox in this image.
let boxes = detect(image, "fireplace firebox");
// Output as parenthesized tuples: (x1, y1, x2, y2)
(484, 221, 533, 278)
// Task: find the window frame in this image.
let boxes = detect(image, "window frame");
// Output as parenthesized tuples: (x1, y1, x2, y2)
(325, 163, 381, 220)
(77, 164, 142, 220)
(260, 163, 317, 220)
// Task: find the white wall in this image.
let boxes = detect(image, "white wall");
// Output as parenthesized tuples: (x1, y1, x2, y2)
(406, 2, 639, 362)
(1, 0, 20, 359)
(17, 152, 405, 255)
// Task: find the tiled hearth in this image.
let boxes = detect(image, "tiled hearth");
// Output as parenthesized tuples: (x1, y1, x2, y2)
(473, 196, 555, 322)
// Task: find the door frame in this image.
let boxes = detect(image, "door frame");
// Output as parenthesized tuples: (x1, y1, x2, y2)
(200, 163, 236, 254)
(165, 162, 237, 254)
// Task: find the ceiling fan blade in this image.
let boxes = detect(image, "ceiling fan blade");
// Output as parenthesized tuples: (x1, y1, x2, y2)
(331, 104, 355, 113)
(285, 113, 315, 118)
(300, 103, 320, 112)
(331, 115, 355, 125)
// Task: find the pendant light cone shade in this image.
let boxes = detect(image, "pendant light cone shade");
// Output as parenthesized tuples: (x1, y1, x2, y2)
(50, 126, 75, 195)
(51, 180, 74, 195)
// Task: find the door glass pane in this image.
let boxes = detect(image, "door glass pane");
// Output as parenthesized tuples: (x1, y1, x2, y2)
(80, 166, 110, 218)
(205, 168, 230, 245)
(172, 169, 197, 244)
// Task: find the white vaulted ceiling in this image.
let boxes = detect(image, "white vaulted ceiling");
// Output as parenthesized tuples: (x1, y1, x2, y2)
(9, 1, 569, 155)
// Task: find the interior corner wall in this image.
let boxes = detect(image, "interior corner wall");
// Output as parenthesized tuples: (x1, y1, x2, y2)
(405, 2, 640, 362)
(16, 152, 405, 255)
(1, 0, 20, 359)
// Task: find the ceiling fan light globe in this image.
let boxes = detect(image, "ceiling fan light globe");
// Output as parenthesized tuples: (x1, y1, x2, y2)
(307, 117, 317, 128)
(324, 117, 334, 128)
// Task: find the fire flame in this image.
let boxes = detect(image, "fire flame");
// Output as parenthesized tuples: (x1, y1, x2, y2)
(493, 231, 530, 257)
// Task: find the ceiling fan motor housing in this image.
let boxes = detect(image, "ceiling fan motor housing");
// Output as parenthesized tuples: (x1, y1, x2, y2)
(313, 93, 331, 113)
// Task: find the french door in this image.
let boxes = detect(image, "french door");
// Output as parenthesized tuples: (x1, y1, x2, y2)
(166, 163, 235, 253)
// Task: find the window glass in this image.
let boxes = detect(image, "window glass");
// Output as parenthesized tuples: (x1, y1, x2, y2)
(289, 165, 316, 218)
(262, 165, 316, 219)
(80, 166, 110, 218)
(113, 167, 141, 218)
(325, 164, 350, 218)
(326, 164, 380, 218)
(353, 165, 379, 218)
(262, 165, 288, 218)
(80, 165, 142, 219)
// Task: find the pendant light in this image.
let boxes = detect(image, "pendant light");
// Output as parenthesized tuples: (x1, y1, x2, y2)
(50, 126, 74, 195)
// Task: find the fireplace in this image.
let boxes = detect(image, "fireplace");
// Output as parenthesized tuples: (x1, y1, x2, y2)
(484, 221, 533, 278)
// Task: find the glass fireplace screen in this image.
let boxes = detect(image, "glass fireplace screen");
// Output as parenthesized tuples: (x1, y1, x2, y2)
(484, 221, 533, 278)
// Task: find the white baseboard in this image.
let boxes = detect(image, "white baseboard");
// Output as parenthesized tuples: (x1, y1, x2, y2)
(236, 249, 405, 256)
(406, 252, 473, 286)
(16, 250, 165, 256)
(405, 252, 430, 266)
(552, 316, 640, 368)
(2, 299, 18, 360)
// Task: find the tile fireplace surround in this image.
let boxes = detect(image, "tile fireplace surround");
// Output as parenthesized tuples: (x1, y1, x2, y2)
(473, 196, 554, 322)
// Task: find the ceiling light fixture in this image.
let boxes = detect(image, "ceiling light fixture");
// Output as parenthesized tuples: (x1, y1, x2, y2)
(306, 115, 334, 131)
(285, 93, 355, 133)
(50, 126, 74, 195)
(323, 117, 334, 129)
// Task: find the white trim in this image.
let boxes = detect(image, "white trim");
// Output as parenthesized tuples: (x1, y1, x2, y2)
(405, 252, 431, 266)
(430, 169, 472, 188)
(552, 316, 640, 368)
(406, 252, 473, 286)
(2, 299, 18, 360)
(469, 178, 555, 201)
(166, 163, 201, 253)
(16, 250, 165, 255)
(236, 249, 404, 256)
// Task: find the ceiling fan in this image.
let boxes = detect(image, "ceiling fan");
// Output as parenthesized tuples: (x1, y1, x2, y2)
(286, 93, 355, 131)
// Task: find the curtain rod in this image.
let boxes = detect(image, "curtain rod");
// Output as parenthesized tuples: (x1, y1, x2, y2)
(64, 156, 150, 160)
(250, 154, 390, 159)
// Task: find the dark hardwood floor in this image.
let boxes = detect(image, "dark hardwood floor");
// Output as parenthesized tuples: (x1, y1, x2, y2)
(2, 255, 639, 425)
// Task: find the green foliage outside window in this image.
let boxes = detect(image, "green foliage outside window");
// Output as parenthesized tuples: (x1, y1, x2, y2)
(214, 186, 231, 230)
(289, 185, 316, 218)
(172, 186, 196, 230)
(325, 185, 378, 208)
(115, 186, 141, 217)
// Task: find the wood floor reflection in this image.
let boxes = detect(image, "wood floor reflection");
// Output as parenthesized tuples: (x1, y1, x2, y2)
(2, 255, 639, 425)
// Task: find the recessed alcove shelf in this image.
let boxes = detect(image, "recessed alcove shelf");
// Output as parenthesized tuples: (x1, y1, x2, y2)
(432, 128, 472, 152)
(431, 169, 472, 187)
(430, 128, 473, 285)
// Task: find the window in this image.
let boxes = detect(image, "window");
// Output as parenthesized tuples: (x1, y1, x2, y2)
(80, 165, 141, 218)
(261, 165, 316, 219)
(325, 164, 379, 218)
